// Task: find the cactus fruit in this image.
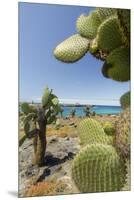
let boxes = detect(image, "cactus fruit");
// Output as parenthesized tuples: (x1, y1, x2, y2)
(103, 122, 116, 136)
(72, 144, 126, 193)
(105, 47, 130, 82)
(76, 10, 101, 39)
(97, 16, 123, 52)
(78, 118, 113, 145)
(115, 108, 130, 159)
(54, 34, 90, 63)
(120, 91, 130, 109)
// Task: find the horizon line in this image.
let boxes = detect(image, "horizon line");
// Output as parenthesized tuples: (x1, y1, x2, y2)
(19, 97, 120, 106)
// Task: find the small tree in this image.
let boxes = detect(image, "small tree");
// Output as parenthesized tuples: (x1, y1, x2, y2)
(70, 108, 76, 118)
(21, 86, 61, 166)
(59, 107, 64, 117)
(83, 105, 92, 117)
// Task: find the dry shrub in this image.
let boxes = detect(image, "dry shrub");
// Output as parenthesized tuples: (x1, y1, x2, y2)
(47, 125, 76, 137)
(58, 131, 68, 138)
(25, 180, 70, 197)
(25, 181, 57, 197)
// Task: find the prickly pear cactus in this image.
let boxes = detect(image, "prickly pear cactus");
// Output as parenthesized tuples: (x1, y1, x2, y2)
(78, 118, 113, 145)
(54, 8, 130, 83)
(72, 144, 126, 193)
(54, 34, 90, 63)
(120, 91, 130, 109)
(115, 107, 130, 159)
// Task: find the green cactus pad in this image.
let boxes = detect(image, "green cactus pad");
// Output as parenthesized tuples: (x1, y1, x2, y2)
(72, 144, 126, 193)
(115, 108, 130, 159)
(76, 10, 101, 39)
(21, 102, 37, 115)
(42, 86, 52, 107)
(97, 8, 117, 21)
(54, 34, 90, 63)
(106, 47, 130, 82)
(78, 118, 113, 145)
(97, 16, 123, 52)
(120, 91, 130, 109)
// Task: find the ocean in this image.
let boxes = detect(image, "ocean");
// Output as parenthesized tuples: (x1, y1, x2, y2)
(61, 105, 122, 117)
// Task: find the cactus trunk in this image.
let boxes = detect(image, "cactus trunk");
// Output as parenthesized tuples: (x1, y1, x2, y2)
(33, 118, 47, 166)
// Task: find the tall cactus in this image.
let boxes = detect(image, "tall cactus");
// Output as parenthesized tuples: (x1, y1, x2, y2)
(21, 86, 61, 166)
(78, 118, 113, 145)
(72, 144, 126, 193)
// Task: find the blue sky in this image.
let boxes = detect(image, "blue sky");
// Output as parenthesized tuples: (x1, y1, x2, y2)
(19, 3, 130, 105)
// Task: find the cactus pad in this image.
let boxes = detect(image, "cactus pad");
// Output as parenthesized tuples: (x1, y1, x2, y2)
(78, 118, 113, 145)
(72, 144, 126, 193)
(106, 47, 130, 81)
(120, 91, 130, 109)
(42, 86, 52, 107)
(97, 16, 123, 52)
(76, 10, 101, 39)
(54, 34, 90, 62)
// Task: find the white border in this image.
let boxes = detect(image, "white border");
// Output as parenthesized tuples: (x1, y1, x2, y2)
(0, 0, 133, 199)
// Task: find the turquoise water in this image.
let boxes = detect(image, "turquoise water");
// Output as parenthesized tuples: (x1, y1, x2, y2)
(61, 105, 122, 117)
